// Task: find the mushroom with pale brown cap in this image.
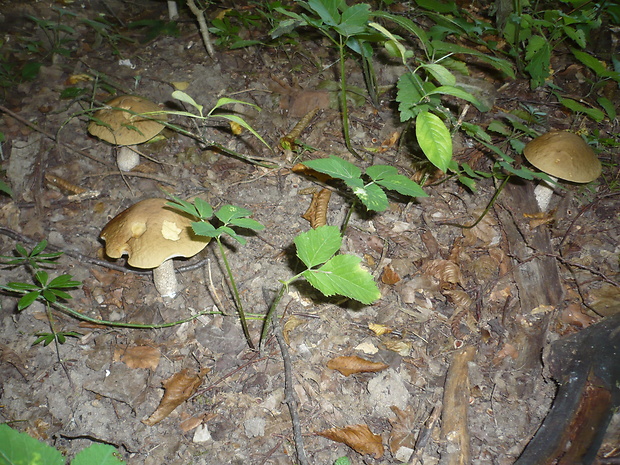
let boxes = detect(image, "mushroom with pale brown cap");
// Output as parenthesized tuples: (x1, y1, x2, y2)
(523, 131, 602, 211)
(88, 95, 167, 171)
(100, 198, 209, 298)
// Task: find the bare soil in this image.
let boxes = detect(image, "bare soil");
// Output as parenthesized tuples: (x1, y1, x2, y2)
(1, 1, 619, 464)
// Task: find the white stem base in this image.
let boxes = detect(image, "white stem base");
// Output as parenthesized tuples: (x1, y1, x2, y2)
(153, 259, 177, 298)
(117, 146, 140, 171)
(533, 176, 557, 212)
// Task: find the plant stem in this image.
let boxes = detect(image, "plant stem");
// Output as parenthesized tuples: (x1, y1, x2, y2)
(340, 198, 357, 236)
(217, 238, 255, 350)
(259, 279, 292, 353)
(338, 36, 361, 159)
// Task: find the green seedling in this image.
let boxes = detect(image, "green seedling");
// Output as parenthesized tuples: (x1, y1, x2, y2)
(167, 196, 265, 349)
(302, 155, 427, 232)
(260, 225, 380, 350)
(0, 423, 125, 465)
(26, 6, 78, 59)
(167, 196, 381, 351)
(0, 240, 62, 270)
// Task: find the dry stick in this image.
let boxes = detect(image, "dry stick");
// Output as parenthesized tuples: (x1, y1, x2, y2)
(187, 0, 215, 57)
(409, 403, 441, 465)
(0, 104, 112, 167)
(441, 345, 476, 465)
(272, 318, 309, 465)
(85, 170, 178, 186)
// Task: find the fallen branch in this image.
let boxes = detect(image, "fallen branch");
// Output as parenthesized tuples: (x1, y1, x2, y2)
(187, 0, 215, 58)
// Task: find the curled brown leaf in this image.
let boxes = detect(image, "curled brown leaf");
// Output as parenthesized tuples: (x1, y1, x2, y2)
(327, 355, 389, 377)
(142, 368, 209, 426)
(302, 188, 332, 228)
(317, 423, 384, 458)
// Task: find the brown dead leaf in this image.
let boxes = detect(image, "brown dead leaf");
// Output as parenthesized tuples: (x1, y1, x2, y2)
(423, 259, 463, 286)
(317, 424, 383, 458)
(292, 163, 333, 183)
(179, 413, 216, 432)
(142, 368, 209, 426)
(368, 323, 392, 336)
(381, 264, 401, 285)
(381, 338, 412, 356)
(302, 188, 332, 228)
(114, 345, 161, 370)
(389, 406, 418, 455)
(283, 315, 307, 345)
(327, 355, 389, 377)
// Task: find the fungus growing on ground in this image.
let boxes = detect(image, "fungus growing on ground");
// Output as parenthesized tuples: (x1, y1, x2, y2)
(88, 95, 167, 171)
(523, 131, 602, 211)
(100, 198, 209, 298)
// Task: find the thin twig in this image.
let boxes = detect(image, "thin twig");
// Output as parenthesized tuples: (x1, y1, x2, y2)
(187, 0, 215, 57)
(272, 317, 309, 465)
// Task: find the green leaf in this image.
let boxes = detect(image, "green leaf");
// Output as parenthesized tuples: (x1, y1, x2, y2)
(597, 97, 617, 120)
(43, 289, 57, 303)
(0, 180, 13, 197)
(18, 291, 41, 311)
(524, 38, 551, 88)
(375, 175, 428, 198)
(217, 113, 271, 149)
(192, 221, 219, 237)
(430, 40, 515, 79)
(307, 0, 340, 26)
(422, 63, 456, 86)
(229, 217, 265, 231)
(35, 270, 49, 286)
(303, 254, 380, 305)
(31, 240, 49, 256)
(171, 90, 203, 115)
(33, 333, 54, 346)
(216, 205, 253, 223)
(416, 111, 453, 172)
(6, 281, 40, 291)
(72, 443, 126, 465)
(428, 85, 482, 108)
(193, 197, 213, 219)
(302, 156, 362, 183)
(167, 197, 199, 218)
(335, 3, 370, 37)
(366, 165, 398, 180)
(572, 49, 620, 81)
(396, 72, 425, 121)
(294, 225, 342, 269)
(48, 274, 81, 288)
(352, 182, 389, 211)
(557, 97, 605, 122)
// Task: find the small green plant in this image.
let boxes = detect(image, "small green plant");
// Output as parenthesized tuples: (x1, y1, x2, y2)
(167, 196, 266, 349)
(168, 196, 381, 351)
(0, 423, 125, 465)
(26, 6, 78, 60)
(302, 155, 427, 232)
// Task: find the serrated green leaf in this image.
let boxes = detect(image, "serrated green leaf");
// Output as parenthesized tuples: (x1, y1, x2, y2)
(72, 443, 127, 465)
(302, 254, 380, 304)
(302, 156, 362, 183)
(229, 217, 265, 231)
(18, 291, 40, 310)
(375, 175, 428, 198)
(352, 182, 389, 211)
(366, 165, 398, 180)
(294, 225, 342, 269)
(396, 72, 425, 122)
(193, 197, 213, 219)
(167, 198, 198, 218)
(216, 205, 253, 223)
(416, 111, 453, 172)
(0, 180, 13, 197)
(487, 120, 511, 136)
(192, 221, 218, 237)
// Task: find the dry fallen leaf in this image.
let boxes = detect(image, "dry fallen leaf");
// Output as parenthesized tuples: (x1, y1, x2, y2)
(327, 355, 389, 377)
(142, 368, 209, 426)
(423, 259, 463, 286)
(381, 264, 401, 285)
(302, 188, 332, 228)
(114, 345, 161, 370)
(292, 163, 333, 183)
(389, 406, 418, 455)
(317, 424, 384, 459)
(282, 315, 307, 345)
(368, 323, 392, 336)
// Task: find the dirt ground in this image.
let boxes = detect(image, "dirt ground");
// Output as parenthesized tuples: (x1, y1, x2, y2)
(1, 1, 619, 464)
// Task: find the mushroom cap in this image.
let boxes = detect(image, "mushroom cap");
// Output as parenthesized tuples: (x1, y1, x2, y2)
(101, 198, 209, 269)
(523, 131, 602, 183)
(88, 95, 167, 146)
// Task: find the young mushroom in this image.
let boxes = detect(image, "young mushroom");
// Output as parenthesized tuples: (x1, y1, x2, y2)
(88, 95, 167, 171)
(523, 131, 602, 211)
(100, 198, 210, 298)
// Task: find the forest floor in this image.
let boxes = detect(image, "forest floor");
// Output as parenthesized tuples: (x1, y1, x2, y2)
(0, 1, 619, 464)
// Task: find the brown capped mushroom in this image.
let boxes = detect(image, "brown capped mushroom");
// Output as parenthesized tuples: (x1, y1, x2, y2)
(100, 198, 209, 298)
(88, 96, 167, 171)
(523, 131, 601, 211)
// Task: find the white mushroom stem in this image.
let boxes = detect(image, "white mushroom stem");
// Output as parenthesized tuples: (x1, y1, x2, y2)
(153, 259, 178, 298)
(167, 1, 179, 19)
(533, 175, 557, 212)
(117, 146, 140, 171)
